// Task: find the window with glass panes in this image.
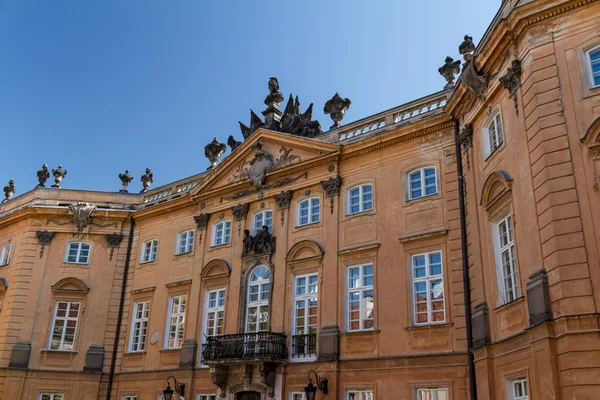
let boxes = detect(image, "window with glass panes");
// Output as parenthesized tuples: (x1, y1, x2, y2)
(49, 301, 80, 351)
(253, 210, 273, 234)
(587, 47, 600, 88)
(347, 184, 373, 214)
(494, 214, 519, 304)
(415, 387, 448, 400)
(486, 112, 504, 155)
(165, 294, 187, 348)
(290, 393, 306, 400)
(204, 289, 225, 337)
(66, 242, 90, 264)
(408, 167, 437, 200)
(1, 243, 14, 266)
(176, 230, 195, 254)
(141, 239, 158, 263)
(297, 198, 320, 226)
(347, 264, 374, 331)
(508, 378, 529, 400)
(412, 251, 445, 325)
(129, 301, 150, 352)
(246, 266, 271, 332)
(346, 390, 373, 400)
(197, 395, 217, 400)
(292, 273, 318, 358)
(122, 396, 138, 400)
(212, 221, 231, 246)
(40, 394, 64, 400)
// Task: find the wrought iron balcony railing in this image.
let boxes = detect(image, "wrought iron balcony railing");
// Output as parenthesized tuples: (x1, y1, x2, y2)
(291, 333, 316, 359)
(202, 332, 288, 363)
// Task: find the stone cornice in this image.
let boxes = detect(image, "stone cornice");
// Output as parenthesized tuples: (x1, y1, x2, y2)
(0, 207, 129, 230)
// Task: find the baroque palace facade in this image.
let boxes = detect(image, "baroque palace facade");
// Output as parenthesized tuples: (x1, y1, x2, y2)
(1, 0, 600, 399)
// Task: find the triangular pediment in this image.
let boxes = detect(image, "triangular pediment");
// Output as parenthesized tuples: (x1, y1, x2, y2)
(190, 129, 339, 199)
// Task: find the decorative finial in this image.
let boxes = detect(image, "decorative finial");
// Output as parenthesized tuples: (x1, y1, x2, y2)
(438, 56, 461, 89)
(2, 179, 15, 203)
(51, 165, 67, 188)
(140, 168, 153, 193)
(205, 137, 227, 170)
(118, 170, 134, 193)
(227, 135, 242, 152)
(324, 93, 352, 129)
(36, 164, 50, 188)
(458, 35, 488, 100)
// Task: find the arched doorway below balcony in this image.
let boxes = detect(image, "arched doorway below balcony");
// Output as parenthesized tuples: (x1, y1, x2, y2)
(236, 392, 261, 400)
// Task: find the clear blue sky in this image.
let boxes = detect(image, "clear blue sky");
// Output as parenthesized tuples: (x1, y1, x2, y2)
(1, 1, 499, 194)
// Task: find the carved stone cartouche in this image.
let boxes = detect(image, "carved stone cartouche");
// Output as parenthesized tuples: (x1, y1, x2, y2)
(69, 202, 97, 230)
(140, 168, 153, 193)
(3, 179, 15, 203)
(324, 93, 352, 129)
(438, 56, 461, 89)
(205, 137, 227, 170)
(194, 213, 211, 230)
(51, 165, 67, 188)
(459, 35, 488, 99)
(248, 142, 274, 190)
(119, 170, 134, 193)
(320, 176, 343, 197)
(37, 164, 50, 188)
(232, 203, 250, 221)
(274, 190, 293, 210)
(227, 135, 242, 152)
(499, 59, 523, 114)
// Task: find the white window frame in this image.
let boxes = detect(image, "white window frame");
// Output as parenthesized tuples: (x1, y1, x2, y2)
(507, 377, 529, 400)
(292, 273, 318, 360)
(65, 242, 91, 264)
(246, 265, 271, 333)
(128, 301, 150, 353)
(483, 110, 504, 157)
(176, 230, 195, 255)
(211, 221, 232, 247)
(252, 210, 273, 235)
(347, 184, 373, 215)
(48, 301, 81, 351)
(493, 213, 519, 305)
(415, 387, 449, 399)
(202, 288, 226, 364)
(346, 264, 375, 332)
(165, 294, 187, 349)
(197, 395, 217, 400)
(39, 394, 65, 400)
(346, 389, 374, 400)
(290, 393, 306, 400)
(122, 396, 138, 400)
(411, 250, 445, 325)
(0, 243, 14, 266)
(296, 198, 321, 226)
(586, 44, 600, 89)
(140, 239, 158, 263)
(407, 166, 438, 200)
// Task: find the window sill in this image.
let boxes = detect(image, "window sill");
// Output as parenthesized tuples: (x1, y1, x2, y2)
(139, 259, 157, 266)
(174, 250, 193, 257)
(125, 351, 147, 356)
(341, 329, 380, 336)
(405, 192, 440, 206)
(494, 295, 525, 312)
(290, 356, 317, 363)
(344, 209, 376, 220)
(294, 221, 320, 230)
(209, 242, 231, 249)
(41, 349, 78, 354)
(484, 142, 505, 163)
(404, 322, 453, 331)
(160, 347, 182, 352)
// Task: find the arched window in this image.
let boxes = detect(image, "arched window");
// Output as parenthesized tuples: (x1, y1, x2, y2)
(296, 198, 320, 226)
(211, 221, 232, 246)
(252, 210, 273, 235)
(65, 242, 91, 264)
(246, 266, 271, 332)
(347, 184, 373, 215)
(407, 167, 438, 200)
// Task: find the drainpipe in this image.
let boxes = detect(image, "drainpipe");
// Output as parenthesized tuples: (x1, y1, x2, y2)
(454, 119, 477, 400)
(107, 215, 135, 400)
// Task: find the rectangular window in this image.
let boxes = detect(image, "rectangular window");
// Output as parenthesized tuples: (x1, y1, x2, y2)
(176, 230, 195, 254)
(587, 47, 600, 88)
(297, 198, 320, 226)
(253, 210, 273, 234)
(197, 395, 216, 400)
(290, 393, 306, 400)
(486, 112, 504, 156)
(508, 377, 529, 400)
(0, 243, 14, 266)
(292, 273, 318, 358)
(212, 221, 232, 246)
(204, 289, 225, 337)
(66, 242, 90, 264)
(415, 387, 448, 400)
(122, 396, 138, 400)
(49, 301, 80, 351)
(347, 264, 374, 331)
(412, 251, 445, 325)
(165, 294, 187, 349)
(129, 301, 150, 352)
(40, 394, 64, 400)
(348, 184, 373, 214)
(408, 167, 438, 200)
(494, 214, 519, 304)
(141, 240, 158, 263)
(346, 390, 373, 400)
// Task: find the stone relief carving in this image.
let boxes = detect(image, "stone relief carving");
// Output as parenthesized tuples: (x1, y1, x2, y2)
(321, 176, 343, 214)
(36, 164, 50, 188)
(274, 190, 293, 226)
(105, 233, 124, 261)
(499, 59, 523, 115)
(210, 365, 229, 398)
(140, 168, 153, 193)
(280, 94, 322, 137)
(248, 142, 274, 190)
(273, 146, 301, 170)
(242, 226, 276, 258)
(458, 123, 473, 168)
(51, 165, 67, 188)
(70, 202, 97, 231)
(232, 203, 250, 221)
(459, 35, 488, 100)
(228, 145, 300, 185)
(36, 230, 56, 258)
(324, 92, 352, 129)
(259, 363, 277, 398)
(194, 213, 211, 230)
(2, 180, 15, 203)
(438, 56, 461, 89)
(205, 137, 227, 169)
(118, 170, 133, 193)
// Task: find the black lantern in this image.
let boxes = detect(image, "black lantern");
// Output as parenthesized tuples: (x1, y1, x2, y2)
(163, 375, 185, 400)
(304, 370, 328, 400)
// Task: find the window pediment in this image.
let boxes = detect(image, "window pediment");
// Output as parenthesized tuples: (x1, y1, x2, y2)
(51, 277, 89, 295)
(480, 171, 513, 210)
(286, 240, 324, 266)
(0, 277, 7, 293)
(582, 116, 600, 156)
(201, 259, 231, 280)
